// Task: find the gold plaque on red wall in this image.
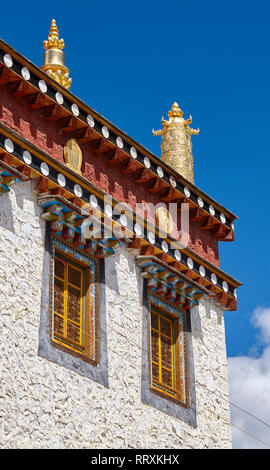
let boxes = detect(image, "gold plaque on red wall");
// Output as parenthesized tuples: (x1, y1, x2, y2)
(64, 139, 82, 175)
(156, 206, 174, 235)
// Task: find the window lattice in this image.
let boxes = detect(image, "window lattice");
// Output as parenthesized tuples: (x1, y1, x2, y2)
(151, 310, 174, 391)
(53, 255, 83, 351)
(149, 301, 187, 405)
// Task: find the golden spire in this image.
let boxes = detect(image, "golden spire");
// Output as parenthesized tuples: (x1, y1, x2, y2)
(43, 19, 65, 50)
(153, 102, 199, 183)
(41, 19, 72, 90)
(168, 101, 184, 119)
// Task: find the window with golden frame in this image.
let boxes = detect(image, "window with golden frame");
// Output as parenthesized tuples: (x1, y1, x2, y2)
(51, 240, 99, 364)
(149, 296, 189, 406)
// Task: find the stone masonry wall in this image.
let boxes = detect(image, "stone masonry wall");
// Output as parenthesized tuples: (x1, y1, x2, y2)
(0, 181, 232, 448)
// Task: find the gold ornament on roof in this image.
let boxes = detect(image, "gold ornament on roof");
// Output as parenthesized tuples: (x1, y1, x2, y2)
(153, 102, 199, 183)
(168, 101, 184, 119)
(64, 139, 82, 175)
(43, 19, 65, 50)
(41, 19, 72, 90)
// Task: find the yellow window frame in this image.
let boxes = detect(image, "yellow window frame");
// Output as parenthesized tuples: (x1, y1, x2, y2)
(53, 254, 85, 354)
(149, 302, 188, 405)
(151, 308, 176, 397)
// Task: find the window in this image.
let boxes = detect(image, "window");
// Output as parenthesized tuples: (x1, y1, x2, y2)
(149, 295, 189, 406)
(50, 237, 99, 364)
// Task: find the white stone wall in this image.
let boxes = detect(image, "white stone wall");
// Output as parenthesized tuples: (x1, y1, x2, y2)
(0, 181, 232, 448)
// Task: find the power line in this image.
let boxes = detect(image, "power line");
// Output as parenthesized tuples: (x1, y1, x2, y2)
(195, 380, 270, 431)
(231, 423, 270, 449)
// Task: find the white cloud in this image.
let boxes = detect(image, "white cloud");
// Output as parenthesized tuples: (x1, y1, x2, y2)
(228, 307, 270, 448)
(251, 307, 270, 345)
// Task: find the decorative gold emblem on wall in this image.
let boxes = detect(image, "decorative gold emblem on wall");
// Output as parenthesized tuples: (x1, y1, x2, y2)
(64, 139, 82, 175)
(156, 206, 174, 235)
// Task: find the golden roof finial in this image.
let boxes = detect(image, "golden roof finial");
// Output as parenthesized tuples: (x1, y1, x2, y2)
(168, 102, 184, 119)
(43, 19, 65, 50)
(41, 19, 72, 90)
(152, 101, 199, 182)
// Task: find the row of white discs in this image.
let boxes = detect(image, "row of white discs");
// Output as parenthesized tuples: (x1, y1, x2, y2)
(2, 53, 233, 228)
(2, 54, 235, 296)
(3, 134, 236, 296)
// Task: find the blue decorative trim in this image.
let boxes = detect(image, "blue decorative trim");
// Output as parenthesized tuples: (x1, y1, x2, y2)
(149, 294, 184, 321)
(53, 238, 96, 268)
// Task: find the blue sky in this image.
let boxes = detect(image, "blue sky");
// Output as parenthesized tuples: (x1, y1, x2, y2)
(1, 0, 270, 447)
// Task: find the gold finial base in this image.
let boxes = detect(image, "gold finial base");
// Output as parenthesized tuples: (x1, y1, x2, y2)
(153, 102, 199, 183)
(41, 19, 72, 90)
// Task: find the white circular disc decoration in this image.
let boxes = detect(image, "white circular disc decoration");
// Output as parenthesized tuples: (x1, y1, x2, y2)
(130, 147, 137, 159)
(23, 150, 32, 165)
(174, 249, 181, 261)
(234, 289, 237, 299)
(209, 204, 215, 216)
(120, 214, 127, 227)
(170, 176, 176, 187)
(187, 257, 194, 269)
(4, 138, 14, 153)
(211, 273, 217, 285)
(197, 196, 204, 208)
(90, 194, 98, 208)
(74, 184, 82, 197)
(148, 231, 155, 244)
(184, 186, 190, 198)
(105, 203, 112, 217)
(144, 157, 151, 169)
(71, 103, 79, 116)
(222, 281, 228, 292)
(134, 222, 142, 236)
(157, 166, 164, 178)
(38, 80, 47, 93)
(21, 66, 30, 81)
(220, 213, 226, 224)
(87, 114, 95, 128)
(4, 54, 13, 68)
(161, 240, 168, 253)
(199, 265, 206, 277)
(57, 173, 66, 187)
(40, 162, 49, 176)
(102, 126, 109, 138)
(116, 136, 123, 149)
(55, 91, 64, 105)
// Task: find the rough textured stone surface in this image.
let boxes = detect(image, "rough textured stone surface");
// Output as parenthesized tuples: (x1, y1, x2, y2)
(0, 182, 232, 448)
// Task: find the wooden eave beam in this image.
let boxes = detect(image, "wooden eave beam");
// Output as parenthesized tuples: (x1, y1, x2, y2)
(72, 126, 96, 144)
(190, 207, 204, 223)
(25, 91, 49, 109)
(107, 148, 127, 166)
(148, 177, 163, 193)
(0, 42, 238, 237)
(42, 103, 67, 122)
(121, 157, 137, 174)
(0, 65, 15, 85)
(134, 167, 151, 184)
(92, 138, 113, 155)
(160, 187, 177, 202)
(0, 121, 241, 306)
(8, 78, 32, 98)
